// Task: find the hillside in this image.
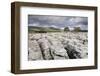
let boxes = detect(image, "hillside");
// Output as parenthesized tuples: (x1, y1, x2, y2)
(28, 26, 62, 33)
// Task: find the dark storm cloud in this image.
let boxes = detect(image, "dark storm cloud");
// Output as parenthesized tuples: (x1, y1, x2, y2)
(28, 15, 88, 30)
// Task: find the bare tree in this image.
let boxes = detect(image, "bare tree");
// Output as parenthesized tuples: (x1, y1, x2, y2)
(64, 27, 70, 32)
(73, 27, 81, 32)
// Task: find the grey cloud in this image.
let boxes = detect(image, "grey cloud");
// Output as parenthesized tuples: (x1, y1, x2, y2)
(28, 15, 88, 30)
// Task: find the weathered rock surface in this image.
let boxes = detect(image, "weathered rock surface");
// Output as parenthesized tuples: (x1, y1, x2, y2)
(28, 40, 43, 60)
(28, 32, 88, 60)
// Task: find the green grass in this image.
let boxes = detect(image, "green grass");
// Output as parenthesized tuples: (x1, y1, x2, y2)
(28, 26, 62, 33)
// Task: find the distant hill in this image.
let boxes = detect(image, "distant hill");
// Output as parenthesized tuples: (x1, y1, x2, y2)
(28, 26, 62, 33)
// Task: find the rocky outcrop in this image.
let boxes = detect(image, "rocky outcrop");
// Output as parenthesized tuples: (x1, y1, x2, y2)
(28, 32, 88, 60)
(38, 38, 53, 60)
(28, 40, 43, 60)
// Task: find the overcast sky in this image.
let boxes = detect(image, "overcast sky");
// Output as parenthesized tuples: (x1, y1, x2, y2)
(28, 15, 88, 30)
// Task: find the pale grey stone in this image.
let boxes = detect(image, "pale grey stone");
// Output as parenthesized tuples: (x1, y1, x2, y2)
(28, 40, 43, 60)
